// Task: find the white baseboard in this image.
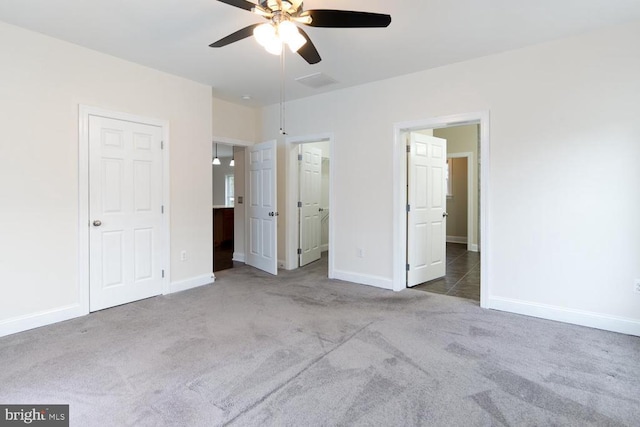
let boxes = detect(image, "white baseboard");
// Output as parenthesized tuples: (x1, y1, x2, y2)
(447, 235, 468, 244)
(232, 252, 245, 263)
(469, 243, 479, 252)
(320, 243, 329, 252)
(488, 297, 640, 337)
(332, 269, 393, 291)
(169, 273, 214, 294)
(0, 304, 86, 338)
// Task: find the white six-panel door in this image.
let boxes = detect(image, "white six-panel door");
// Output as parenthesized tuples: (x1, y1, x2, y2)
(89, 116, 164, 311)
(299, 145, 322, 266)
(407, 133, 447, 287)
(246, 140, 278, 275)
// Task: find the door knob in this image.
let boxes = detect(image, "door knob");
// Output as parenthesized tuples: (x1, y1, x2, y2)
(93, 220, 102, 227)
(319, 208, 324, 212)
(442, 212, 449, 218)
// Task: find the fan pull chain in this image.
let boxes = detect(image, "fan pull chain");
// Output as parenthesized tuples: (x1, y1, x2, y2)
(279, 47, 287, 135)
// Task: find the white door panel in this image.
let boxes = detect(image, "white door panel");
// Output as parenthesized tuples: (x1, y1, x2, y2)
(246, 140, 278, 275)
(89, 116, 163, 310)
(299, 146, 322, 266)
(407, 133, 447, 287)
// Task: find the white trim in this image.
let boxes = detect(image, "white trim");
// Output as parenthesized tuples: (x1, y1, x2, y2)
(489, 297, 640, 337)
(169, 274, 215, 294)
(0, 304, 86, 338)
(284, 133, 335, 279)
(213, 135, 254, 147)
(447, 236, 468, 244)
(232, 252, 245, 262)
(448, 151, 476, 252)
(393, 111, 491, 311)
(320, 243, 329, 252)
(78, 105, 171, 312)
(332, 269, 393, 290)
(469, 244, 479, 252)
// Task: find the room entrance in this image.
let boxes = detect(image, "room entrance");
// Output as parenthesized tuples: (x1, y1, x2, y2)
(393, 112, 489, 307)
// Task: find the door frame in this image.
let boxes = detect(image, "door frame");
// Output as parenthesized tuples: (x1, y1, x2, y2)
(285, 132, 335, 277)
(447, 151, 477, 252)
(78, 105, 170, 313)
(392, 112, 490, 308)
(212, 136, 253, 268)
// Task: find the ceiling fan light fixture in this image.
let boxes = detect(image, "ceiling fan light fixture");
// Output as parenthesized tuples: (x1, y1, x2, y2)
(279, 20, 306, 52)
(254, 23, 282, 55)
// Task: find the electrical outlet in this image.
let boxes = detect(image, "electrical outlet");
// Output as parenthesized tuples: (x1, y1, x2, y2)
(635, 279, 640, 294)
(180, 250, 187, 261)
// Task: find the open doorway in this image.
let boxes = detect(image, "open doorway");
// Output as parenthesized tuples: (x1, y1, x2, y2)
(392, 112, 490, 307)
(212, 142, 244, 273)
(409, 125, 481, 300)
(285, 134, 334, 277)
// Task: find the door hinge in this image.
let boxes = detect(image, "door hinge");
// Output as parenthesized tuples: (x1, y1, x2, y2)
(406, 264, 410, 271)
(161, 140, 164, 150)
(162, 269, 165, 278)
(406, 145, 411, 153)
(161, 205, 164, 214)
(406, 204, 411, 213)
(297, 201, 302, 208)
(298, 154, 303, 161)
(297, 248, 302, 255)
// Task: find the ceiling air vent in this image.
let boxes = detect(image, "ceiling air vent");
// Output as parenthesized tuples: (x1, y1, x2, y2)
(295, 72, 338, 89)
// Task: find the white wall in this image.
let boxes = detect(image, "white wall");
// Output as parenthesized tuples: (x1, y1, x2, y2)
(0, 22, 213, 336)
(232, 147, 246, 262)
(260, 21, 640, 334)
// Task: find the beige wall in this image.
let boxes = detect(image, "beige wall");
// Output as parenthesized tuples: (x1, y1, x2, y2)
(260, 20, 640, 334)
(446, 158, 469, 239)
(434, 124, 479, 248)
(212, 97, 260, 143)
(0, 22, 213, 335)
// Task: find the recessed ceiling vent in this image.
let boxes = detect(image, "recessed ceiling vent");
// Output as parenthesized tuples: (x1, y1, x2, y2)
(295, 72, 338, 89)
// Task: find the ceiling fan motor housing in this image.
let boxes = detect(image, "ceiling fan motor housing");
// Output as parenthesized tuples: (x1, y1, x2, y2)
(261, 0, 301, 14)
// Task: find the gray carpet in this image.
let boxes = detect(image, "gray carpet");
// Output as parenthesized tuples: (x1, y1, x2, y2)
(1, 258, 639, 426)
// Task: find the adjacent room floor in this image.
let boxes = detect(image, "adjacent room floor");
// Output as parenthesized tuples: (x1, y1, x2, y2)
(0, 258, 638, 426)
(413, 242, 480, 301)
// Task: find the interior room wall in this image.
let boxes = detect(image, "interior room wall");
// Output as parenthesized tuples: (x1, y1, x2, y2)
(434, 125, 479, 247)
(447, 158, 468, 240)
(0, 22, 213, 336)
(212, 96, 260, 143)
(212, 157, 235, 206)
(233, 147, 246, 262)
(260, 20, 640, 334)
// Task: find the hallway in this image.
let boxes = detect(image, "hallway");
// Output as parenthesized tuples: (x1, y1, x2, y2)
(413, 243, 480, 301)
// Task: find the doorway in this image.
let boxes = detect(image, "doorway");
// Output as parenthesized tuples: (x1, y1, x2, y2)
(212, 142, 237, 272)
(285, 133, 335, 277)
(392, 112, 490, 307)
(79, 106, 170, 313)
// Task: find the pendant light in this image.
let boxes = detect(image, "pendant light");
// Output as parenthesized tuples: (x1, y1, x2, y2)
(212, 143, 221, 165)
(229, 150, 235, 167)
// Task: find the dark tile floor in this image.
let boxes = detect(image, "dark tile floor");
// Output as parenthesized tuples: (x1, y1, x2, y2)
(412, 243, 480, 301)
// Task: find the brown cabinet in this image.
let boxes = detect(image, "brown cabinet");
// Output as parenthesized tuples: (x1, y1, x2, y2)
(213, 207, 234, 272)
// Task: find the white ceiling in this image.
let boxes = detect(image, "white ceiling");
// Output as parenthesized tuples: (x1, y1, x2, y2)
(1, 0, 640, 107)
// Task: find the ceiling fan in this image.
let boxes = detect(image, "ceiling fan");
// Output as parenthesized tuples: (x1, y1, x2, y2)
(210, 0, 392, 64)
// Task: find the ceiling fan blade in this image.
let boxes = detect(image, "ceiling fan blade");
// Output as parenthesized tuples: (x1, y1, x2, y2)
(216, 0, 256, 12)
(302, 10, 391, 28)
(210, 24, 260, 48)
(296, 28, 321, 64)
